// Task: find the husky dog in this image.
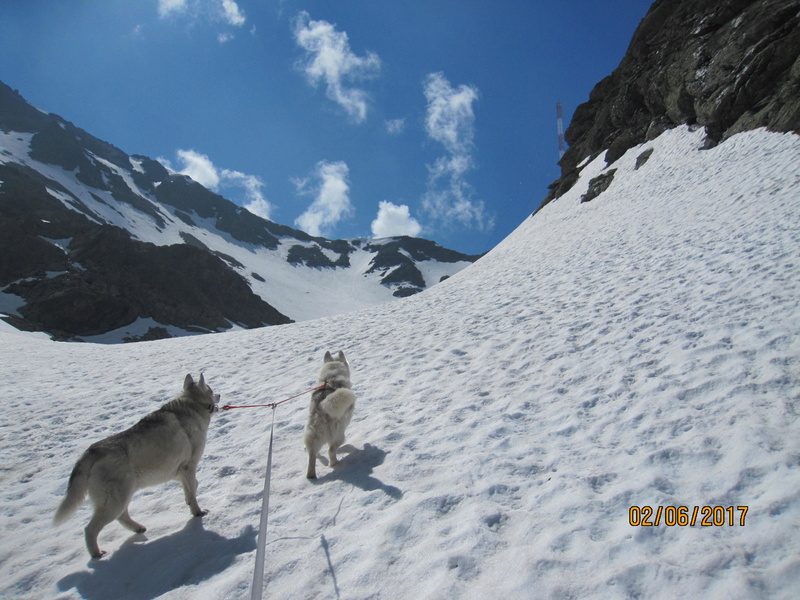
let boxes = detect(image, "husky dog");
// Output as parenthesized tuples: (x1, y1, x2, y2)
(54, 374, 219, 558)
(304, 351, 356, 479)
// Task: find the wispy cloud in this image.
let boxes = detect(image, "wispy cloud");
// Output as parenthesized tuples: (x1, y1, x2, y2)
(159, 149, 273, 220)
(424, 72, 478, 155)
(157, 0, 246, 41)
(293, 11, 381, 124)
(371, 201, 422, 238)
(294, 160, 354, 237)
(385, 118, 406, 135)
(221, 168, 272, 220)
(158, 0, 188, 19)
(422, 72, 492, 231)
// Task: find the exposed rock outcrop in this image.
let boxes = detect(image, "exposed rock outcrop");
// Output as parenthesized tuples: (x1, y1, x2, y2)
(543, 0, 800, 205)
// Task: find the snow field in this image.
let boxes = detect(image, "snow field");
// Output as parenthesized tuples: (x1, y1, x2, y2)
(0, 126, 798, 599)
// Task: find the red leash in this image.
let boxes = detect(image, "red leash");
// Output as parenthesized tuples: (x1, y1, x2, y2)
(220, 383, 327, 411)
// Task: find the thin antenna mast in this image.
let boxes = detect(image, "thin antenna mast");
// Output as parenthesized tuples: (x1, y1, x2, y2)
(556, 101, 566, 159)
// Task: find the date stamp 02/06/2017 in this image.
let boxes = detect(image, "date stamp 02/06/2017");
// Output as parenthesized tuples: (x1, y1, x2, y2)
(629, 506, 749, 527)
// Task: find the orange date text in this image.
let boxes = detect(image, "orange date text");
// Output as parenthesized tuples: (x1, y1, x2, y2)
(628, 505, 748, 527)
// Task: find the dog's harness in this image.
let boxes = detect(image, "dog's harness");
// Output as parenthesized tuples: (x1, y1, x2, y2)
(310, 377, 350, 404)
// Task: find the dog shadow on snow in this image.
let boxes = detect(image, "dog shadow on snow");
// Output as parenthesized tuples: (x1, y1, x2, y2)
(57, 518, 256, 600)
(313, 443, 403, 500)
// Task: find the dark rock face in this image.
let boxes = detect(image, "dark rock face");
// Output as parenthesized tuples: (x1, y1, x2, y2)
(634, 148, 655, 170)
(4, 223, 293, 340)
(286, 244, 352, 268)
(543, 0, 800, 205)
(364, 237, 483, 296)
(0, 158, 293, 340)
(581, 170, 618, 203)
(284, 235, 481, 295)
(0, 162, 94, 287)
(153, 176, 284, 249)
(367, 236, 482, 264)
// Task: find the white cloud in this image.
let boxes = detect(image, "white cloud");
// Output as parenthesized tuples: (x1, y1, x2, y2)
(294, 160, 353, 237)
(221, 169, 272, 220)
(386, 118, 406, 135)
(220, 0, 245, 26)
(241, 197, 272, 221)
(424, 72, 478, 156)
(421, 72, 492, 231)
(158, 0, 188, 18)
(176, 149, 220, 189)
(371, 201, 422, 238)
(293, 11, 381, 124)
(422, 181, 492, 231)
(160, 150, 274, 220)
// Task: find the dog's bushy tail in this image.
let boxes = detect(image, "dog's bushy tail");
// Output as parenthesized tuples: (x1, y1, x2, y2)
(321, 389, 356, 419)
(53, 451, 93, 525)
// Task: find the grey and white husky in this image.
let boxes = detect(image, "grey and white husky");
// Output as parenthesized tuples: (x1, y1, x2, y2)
(304, 351, 356, 479)
(54, 374, 220, 558)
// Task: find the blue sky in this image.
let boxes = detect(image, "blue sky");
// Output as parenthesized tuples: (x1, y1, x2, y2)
(0, 1, 653, 254)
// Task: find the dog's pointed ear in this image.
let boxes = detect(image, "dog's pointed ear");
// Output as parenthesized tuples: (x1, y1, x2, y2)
(184, 374, 195, 390)
(324, 351, 333, 363)
(198, 373, 206, 389)
(337, 351, 347, 364)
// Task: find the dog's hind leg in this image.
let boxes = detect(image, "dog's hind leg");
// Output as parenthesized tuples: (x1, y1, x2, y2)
(328, 444, 340, 467)
(85, 513, 112, 559)
(85, 469, 132, 558)
(117, 507, 146, 534)
(305, 434, 324, 479)
(178, 464, 207, 517)
(329, 430, 346, 467)
(306, 448, 318, 479)
(85, 498, 125, 559)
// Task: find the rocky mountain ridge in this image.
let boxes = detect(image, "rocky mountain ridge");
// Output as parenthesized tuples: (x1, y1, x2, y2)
(0, 81, 480, 341)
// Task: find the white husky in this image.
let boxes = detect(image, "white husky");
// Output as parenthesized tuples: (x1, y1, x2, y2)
(304, 351, 356, 479)
(54, 374, 220, 558)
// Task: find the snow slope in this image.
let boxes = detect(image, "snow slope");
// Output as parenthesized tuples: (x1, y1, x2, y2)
(1, 126, 799, 599)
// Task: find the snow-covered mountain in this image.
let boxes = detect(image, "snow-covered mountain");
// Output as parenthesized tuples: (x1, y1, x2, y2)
(0, 81, 480, 342)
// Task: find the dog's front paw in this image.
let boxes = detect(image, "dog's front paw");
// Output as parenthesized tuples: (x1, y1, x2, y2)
(90, 550, 107, 560)
(193, 509, 209, 517)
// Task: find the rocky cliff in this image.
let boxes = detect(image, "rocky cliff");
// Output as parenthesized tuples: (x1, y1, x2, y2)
(544, 0, 800, 204)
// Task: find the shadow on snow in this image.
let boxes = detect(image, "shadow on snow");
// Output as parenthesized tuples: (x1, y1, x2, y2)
(57, 518, 256, 600)
(314, 443, 403, 499)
